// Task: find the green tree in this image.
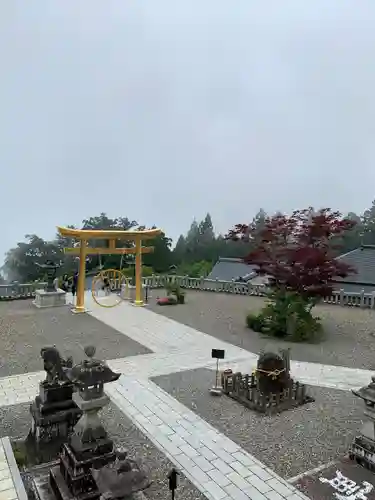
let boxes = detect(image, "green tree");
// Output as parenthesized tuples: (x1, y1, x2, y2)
(3, 235, 63, 282)
(172, 235, 186, 265)
(199, 213, 215, 241)
(252, 208, 267, 235)
(81, 213, 138, 270)
(198, 213, 216, 261)
(143, 230, 172, 273)
(184, 219, 200, 262)
(54, 224, 80, 275)
(362, 200, 375, 245)
(334, 212, 363, 254)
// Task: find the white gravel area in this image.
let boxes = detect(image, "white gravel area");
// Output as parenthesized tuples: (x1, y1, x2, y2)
(0, 300, 151, 377)
(149, 291, 375, 369)
(152, 367, 365, 479)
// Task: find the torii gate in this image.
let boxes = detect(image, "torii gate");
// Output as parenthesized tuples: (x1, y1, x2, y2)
(57, 226, 162, 313)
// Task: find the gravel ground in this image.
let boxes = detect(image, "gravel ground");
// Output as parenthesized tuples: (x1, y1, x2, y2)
(0, 300, 151, 377)
(0, 401, 204, 500)
(148, 290, 375, 370)
(152, 367, 364, 480)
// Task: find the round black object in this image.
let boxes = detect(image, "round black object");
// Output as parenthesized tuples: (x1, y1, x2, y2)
(257, 352, 288, 394)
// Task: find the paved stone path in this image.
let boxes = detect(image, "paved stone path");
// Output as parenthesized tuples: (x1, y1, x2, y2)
(107, 376, 305, 500)
(0, 437, 27, 500)
(0, 294, 372, 500)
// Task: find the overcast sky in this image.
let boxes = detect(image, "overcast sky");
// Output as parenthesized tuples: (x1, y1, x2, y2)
(1, 1, 375, 260)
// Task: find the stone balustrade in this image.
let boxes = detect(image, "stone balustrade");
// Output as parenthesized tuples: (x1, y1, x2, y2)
(0, 282, 47, 301)
(142, 274, 375, 309)
(2, 274, 374, 309)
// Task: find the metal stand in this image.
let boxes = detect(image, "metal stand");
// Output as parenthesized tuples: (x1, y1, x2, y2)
(210, 358, 222, 396)
(168, 468, 179, 500)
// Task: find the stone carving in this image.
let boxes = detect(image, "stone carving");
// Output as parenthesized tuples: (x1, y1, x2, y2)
(65, 345, 119, 402)
(41, 346, 73, 383)
(91, 449, 151, 499)
(35, 260, 60, 292)
(49, 346, 148, 500)
(29, 347, 82, 445)
(350, 376, 375, 470)
(221, 349, 314, 415)
(256, 351, 290, 395)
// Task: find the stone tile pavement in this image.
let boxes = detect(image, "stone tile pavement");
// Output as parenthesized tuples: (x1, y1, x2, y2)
(0, 437, 27, 500)
(107, 376, 309, 500)
(0, 347, 371, 408)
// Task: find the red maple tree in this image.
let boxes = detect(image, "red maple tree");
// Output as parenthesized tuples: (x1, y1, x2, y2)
(227, 208, 357, 299)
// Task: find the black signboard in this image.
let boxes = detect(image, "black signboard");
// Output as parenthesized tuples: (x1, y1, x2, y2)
(211, 349, 225, 359)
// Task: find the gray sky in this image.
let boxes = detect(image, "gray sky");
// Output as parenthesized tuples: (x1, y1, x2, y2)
(1, 1, 375, 260)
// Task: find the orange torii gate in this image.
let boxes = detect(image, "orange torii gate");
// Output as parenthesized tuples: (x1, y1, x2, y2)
(57, 226, 162, 313)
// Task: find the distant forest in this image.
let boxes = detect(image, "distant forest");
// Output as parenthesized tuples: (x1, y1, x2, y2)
(2, 199, 375, 283)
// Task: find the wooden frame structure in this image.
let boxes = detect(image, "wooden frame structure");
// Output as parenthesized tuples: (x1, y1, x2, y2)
(57, 226, 162, 313)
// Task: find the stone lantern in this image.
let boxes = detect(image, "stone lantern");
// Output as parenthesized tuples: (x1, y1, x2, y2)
(49, 346, 126, 499)
(350, 376, 375, 470)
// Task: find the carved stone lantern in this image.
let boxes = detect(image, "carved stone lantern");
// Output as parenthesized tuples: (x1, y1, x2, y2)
(64, 345, 120, 456)
(49, 346, 122, 500)
(350, 376, 375, 469)
(35, 260, 61, 292)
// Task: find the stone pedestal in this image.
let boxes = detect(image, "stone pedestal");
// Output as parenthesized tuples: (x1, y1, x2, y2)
(33, 289, 67, 308)
(49, 393, 117, 500)
(29, 381, 82, 444)
(50, 441, 117, 500)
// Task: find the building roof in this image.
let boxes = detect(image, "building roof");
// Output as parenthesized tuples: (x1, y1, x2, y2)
(208, 245, 375, 289)
(207, 257, 257, 281)
(334, 245, 375, 286)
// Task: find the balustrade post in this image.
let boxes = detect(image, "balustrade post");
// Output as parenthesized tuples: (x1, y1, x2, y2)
(339, 289, 345, 306)
(360, 289, 365, 308)
(12, 282, 20, 297)
(199, 276, 205, 290)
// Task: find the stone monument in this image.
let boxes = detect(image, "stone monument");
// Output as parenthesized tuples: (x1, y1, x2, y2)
(49, 345, 149, 500)
(29, 347, 82, 446)
(222, 349, 314, 415)
(350, 376, 375, 470)
(33, 260, 66, 308)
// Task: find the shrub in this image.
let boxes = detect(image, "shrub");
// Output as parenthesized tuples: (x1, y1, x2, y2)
(12, 442, 28, 467)
(176, 260, 213, 278)
(246, 313, 265, 332)
(121, 266, 153, 279)
(245, 290, 322, 342)
(165, 282, 186, 304)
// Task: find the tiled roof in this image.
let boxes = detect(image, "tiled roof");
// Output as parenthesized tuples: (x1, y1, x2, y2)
(207, 257, 257, 281)
(334, 245, 375, 286)
(208, 246, 375, 290)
